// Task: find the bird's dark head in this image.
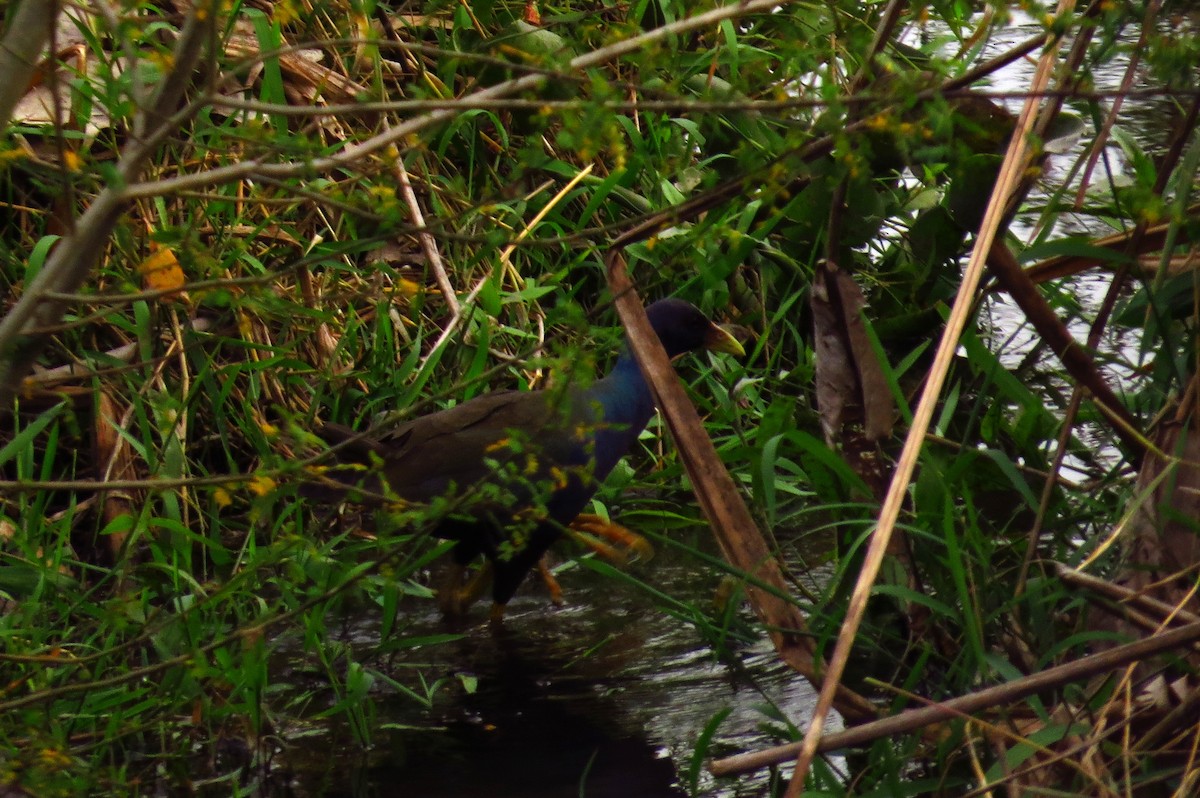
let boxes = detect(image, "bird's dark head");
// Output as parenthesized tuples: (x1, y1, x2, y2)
(644, 299, 746, 360)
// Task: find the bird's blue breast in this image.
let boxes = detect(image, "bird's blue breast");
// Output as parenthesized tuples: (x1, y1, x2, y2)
(580, 355, 656, 482)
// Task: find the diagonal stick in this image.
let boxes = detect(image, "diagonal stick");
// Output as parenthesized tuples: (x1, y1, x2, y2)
(781, 4, 1079, 793)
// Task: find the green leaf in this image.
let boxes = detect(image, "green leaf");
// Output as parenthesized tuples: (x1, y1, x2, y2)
(688, 707, 732, 796)
(0, 403, 64, 468)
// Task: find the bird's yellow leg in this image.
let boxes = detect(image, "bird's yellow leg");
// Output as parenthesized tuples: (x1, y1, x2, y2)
(536, 558, 564, 605)
(437, 515, 649, 617)
(456, 562, 493, 611)
(436, 562, 467, 616)
(437, 561, 492, 616)
(567, 513, 654, 564)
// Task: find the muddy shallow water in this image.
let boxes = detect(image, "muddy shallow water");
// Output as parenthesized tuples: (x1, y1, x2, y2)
(275, 527, 827, 797)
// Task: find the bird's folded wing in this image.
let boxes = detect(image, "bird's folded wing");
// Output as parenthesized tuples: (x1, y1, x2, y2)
(312, 388, 594, 504)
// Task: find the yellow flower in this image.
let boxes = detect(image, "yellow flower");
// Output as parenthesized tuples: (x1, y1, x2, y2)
(274, 0, 301, 25)
(248, 475, 277, 497)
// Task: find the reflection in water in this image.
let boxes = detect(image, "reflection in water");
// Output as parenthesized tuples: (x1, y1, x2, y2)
(355, 623, 687, 798)
(279, 529, 822, 797)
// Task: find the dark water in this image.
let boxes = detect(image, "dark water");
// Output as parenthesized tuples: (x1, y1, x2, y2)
(276, 528, 823, 798)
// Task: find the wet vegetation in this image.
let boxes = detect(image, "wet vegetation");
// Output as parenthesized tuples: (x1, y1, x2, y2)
(1, 0, 1199, 795)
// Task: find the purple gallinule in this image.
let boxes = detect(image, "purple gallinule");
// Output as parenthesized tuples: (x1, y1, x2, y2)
(308, 299, 743, 618)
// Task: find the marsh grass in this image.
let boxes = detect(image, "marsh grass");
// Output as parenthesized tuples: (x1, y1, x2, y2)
(1, 1, 1198, 795)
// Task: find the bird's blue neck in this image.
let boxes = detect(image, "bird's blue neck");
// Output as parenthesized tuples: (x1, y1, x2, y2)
(584, 346, 657, 479)
(604, 347, 656, 420)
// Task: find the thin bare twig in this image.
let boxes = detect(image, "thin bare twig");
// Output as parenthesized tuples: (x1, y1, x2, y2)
(1072, 0, 1160, 209)
(391, 149, 459, 318)
(710, 619, 1200, 777)
(201, 85, 1200, 117)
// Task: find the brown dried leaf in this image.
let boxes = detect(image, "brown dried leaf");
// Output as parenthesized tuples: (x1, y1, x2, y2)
(811, 269, 854, 443)
(93, 391, 140, 564)
(834, 270, 893, 442)
(811, 265, 894, 443)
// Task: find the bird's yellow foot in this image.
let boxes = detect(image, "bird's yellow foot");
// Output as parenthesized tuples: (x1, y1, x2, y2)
(567, 513, 654, 564)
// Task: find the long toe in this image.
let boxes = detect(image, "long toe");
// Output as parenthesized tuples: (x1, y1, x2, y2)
(569, 513, 655, 564)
